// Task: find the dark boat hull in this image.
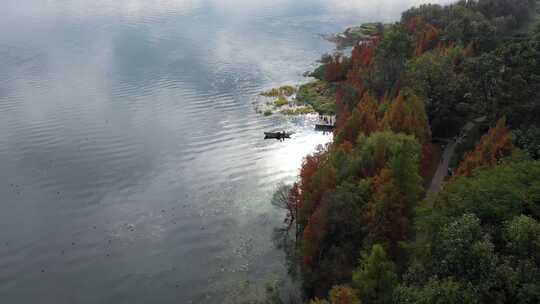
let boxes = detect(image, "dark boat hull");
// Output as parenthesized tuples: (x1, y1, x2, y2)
(264, 132, 291, 139)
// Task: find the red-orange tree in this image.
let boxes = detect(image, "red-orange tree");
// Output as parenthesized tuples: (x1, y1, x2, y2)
(336, 93, 379, 144)
(456, 118, 513, 177)
(404, 16, 440, 55)
(381, 91, 432, 175)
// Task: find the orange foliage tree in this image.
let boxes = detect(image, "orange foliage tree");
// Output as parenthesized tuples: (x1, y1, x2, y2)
(297, 145, 330, 227)
(333, 39, 378, 133)
(347, 39, 378, 90)
(326, 53, 350, 83)
(381, 91, 433, 175)
(456, 118, 514, 177)
(381, 92, 431, 144)
(364, 134, 422, 253)
(287, 183, 301, 232)
(303, 206, 327, 267)
(404, 16, 440, 55)
(366, 168, 410, 248)
(336, 93, 379, 144)
(328, 285, 360, 304)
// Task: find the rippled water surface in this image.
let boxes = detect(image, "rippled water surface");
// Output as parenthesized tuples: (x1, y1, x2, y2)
(0, 0, 449, 302)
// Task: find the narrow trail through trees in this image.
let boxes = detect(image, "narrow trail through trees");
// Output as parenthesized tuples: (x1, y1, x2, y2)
(428, 139, 456, 194)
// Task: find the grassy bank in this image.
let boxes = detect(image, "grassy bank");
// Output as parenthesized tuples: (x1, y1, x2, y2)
(295, 81, 336, 115)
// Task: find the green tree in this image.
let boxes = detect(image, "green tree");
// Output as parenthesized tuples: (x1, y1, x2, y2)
(325, 180, 370, 251)
(356, 132, 422, 178)
(504, 215, 540, 262)
(433, 214, 498, 285)
(369, 26, 413, 96)
(394, 278, 478, 304)
(404, 160, 540, 303)
(475, 0, 535, 26)
(402, 4, 447, 29)
(352, 244, 398, 304)
(492, 38, 540, 128)
(463, 52, 502, 120)
(513, 127, 540, 160)
(419, 160, 540, 240)
(365, 135, 422, 253)
(402, 49, 466, 136)
(464, 31, 540, 128)
(445, 5, 496, 50)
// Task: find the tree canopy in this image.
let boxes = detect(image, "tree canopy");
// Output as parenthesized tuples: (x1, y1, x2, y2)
(271, 0, 540, 302)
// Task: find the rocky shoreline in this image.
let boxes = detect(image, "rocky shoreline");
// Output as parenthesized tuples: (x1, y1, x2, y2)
(324, 22, 387, 49)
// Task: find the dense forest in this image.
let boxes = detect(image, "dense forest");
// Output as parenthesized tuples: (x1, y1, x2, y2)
(270, 0, 540, 303)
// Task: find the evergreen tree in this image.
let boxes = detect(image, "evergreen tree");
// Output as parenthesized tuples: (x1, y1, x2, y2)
(352, 244, 398, 304)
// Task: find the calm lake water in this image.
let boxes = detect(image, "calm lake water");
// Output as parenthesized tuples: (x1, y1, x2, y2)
(0, 0, 449, 303)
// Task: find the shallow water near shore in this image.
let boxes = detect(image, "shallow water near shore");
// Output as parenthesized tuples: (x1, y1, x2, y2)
(0, 0, 450, 302)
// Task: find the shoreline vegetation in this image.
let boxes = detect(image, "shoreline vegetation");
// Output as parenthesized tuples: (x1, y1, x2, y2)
(256, 82, 336, 116)
(260, 0, 540, 303)
(257, 85, 314, 116)
(323, 23, 388, 49)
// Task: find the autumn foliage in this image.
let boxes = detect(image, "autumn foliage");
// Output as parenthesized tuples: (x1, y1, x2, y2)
(404, 17, 440, 55)
(286, 183, 301, 228)
(334, 39, 378, 131)
(366, 168, 411, 247)
(325, 54, 351, 83)
(381, 92, 432, 174)
(294, 48, 433, 299)
(328, 285, 360, 304)
(347, 39, 378, 90)
(456, 118, 514, 177)
(336, 93, 379, 144)
(381, 92, 431, 145)
(281, 0, 540, 302)
(303, 206, 327, 267)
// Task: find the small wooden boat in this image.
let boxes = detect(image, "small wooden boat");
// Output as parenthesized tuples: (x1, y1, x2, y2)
(264, 131, 291, 140)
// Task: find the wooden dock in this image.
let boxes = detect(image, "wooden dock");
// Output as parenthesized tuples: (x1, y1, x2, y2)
(315, 115, 336, 132)
(315, 124, 335, 131)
